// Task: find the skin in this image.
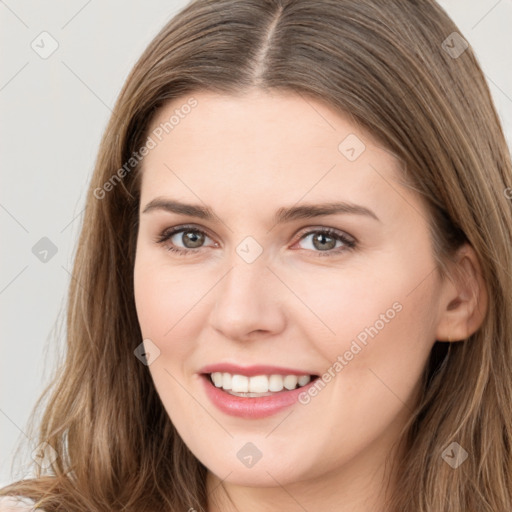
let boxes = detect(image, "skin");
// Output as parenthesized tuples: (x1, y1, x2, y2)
(133, 89, 487, 511)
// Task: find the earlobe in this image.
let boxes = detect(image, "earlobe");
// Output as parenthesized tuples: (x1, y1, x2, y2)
(435, 244, 488, 342)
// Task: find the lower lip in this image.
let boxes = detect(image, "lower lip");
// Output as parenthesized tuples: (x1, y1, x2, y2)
(200, 374, 318, 419)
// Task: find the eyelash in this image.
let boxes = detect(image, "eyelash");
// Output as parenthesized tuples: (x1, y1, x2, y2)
(155, 224, 357, 258)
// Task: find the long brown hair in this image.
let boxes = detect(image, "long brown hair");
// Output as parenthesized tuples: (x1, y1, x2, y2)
(2, 1, 511, 510)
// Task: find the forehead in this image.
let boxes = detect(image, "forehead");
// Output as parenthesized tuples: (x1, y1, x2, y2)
(145, 89, 387, 157)
(139, 90, 410, 219)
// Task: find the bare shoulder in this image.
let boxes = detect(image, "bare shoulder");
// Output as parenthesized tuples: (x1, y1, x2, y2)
(0, 497, 44, 511)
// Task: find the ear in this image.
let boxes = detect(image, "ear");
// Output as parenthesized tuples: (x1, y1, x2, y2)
(435, 243, 488, 342)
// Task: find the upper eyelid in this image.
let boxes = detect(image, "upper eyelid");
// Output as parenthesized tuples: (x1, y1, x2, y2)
(158, 224, 215, 243)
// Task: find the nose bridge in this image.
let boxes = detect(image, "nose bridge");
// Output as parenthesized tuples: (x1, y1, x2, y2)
(210, 250, 285, 339)
(221, 233, 272, 301)
(220, 253, 273, 313)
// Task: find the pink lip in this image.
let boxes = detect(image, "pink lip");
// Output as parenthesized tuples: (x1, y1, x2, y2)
(199, 363, 316, 377)
(199, 373, 319, 419)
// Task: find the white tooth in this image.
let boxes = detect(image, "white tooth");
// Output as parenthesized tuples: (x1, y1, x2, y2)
(249, 375, 269, 393)
(231, 374, 249, 393)
(212, 372, 223, 387)
(268, 374, 284, 392)
(297, 375, 311, 387)
(213, 372, 309, 393)
(222, 372, 232, 390)
(283, 375, 298, 390)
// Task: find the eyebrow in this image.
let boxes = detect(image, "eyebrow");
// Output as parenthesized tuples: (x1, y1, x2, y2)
(142, 198, 380, 224)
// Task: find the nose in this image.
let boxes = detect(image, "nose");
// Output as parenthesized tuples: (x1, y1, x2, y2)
(209, 258, 286, 342)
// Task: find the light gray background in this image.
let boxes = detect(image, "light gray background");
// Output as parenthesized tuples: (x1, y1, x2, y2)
(1, 0, 511, 486)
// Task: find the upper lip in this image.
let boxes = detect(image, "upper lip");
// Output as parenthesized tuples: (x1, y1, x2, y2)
(199, 363, 318, 377)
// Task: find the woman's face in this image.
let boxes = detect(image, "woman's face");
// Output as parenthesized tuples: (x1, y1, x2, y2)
(134, 89, 445, 491)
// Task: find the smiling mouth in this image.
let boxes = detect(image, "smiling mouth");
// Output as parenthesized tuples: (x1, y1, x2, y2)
(203, 372, 320, 397)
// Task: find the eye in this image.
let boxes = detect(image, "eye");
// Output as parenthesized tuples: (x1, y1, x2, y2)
(155, 225, 216, 256)
(155, 225, 357, 257)
(293, 227, 356, 257)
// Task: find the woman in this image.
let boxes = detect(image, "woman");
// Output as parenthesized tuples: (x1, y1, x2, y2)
(1, 0, 511, 510)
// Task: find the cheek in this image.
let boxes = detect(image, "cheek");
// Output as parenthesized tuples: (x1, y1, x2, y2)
(306, 269, 438, 427)
(134, 247, 202, 338)
(133, 247, 221, 383)
(282, 252, 438, 356)
(133, 252, 203, 417)
(283, 250, 439, 405)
